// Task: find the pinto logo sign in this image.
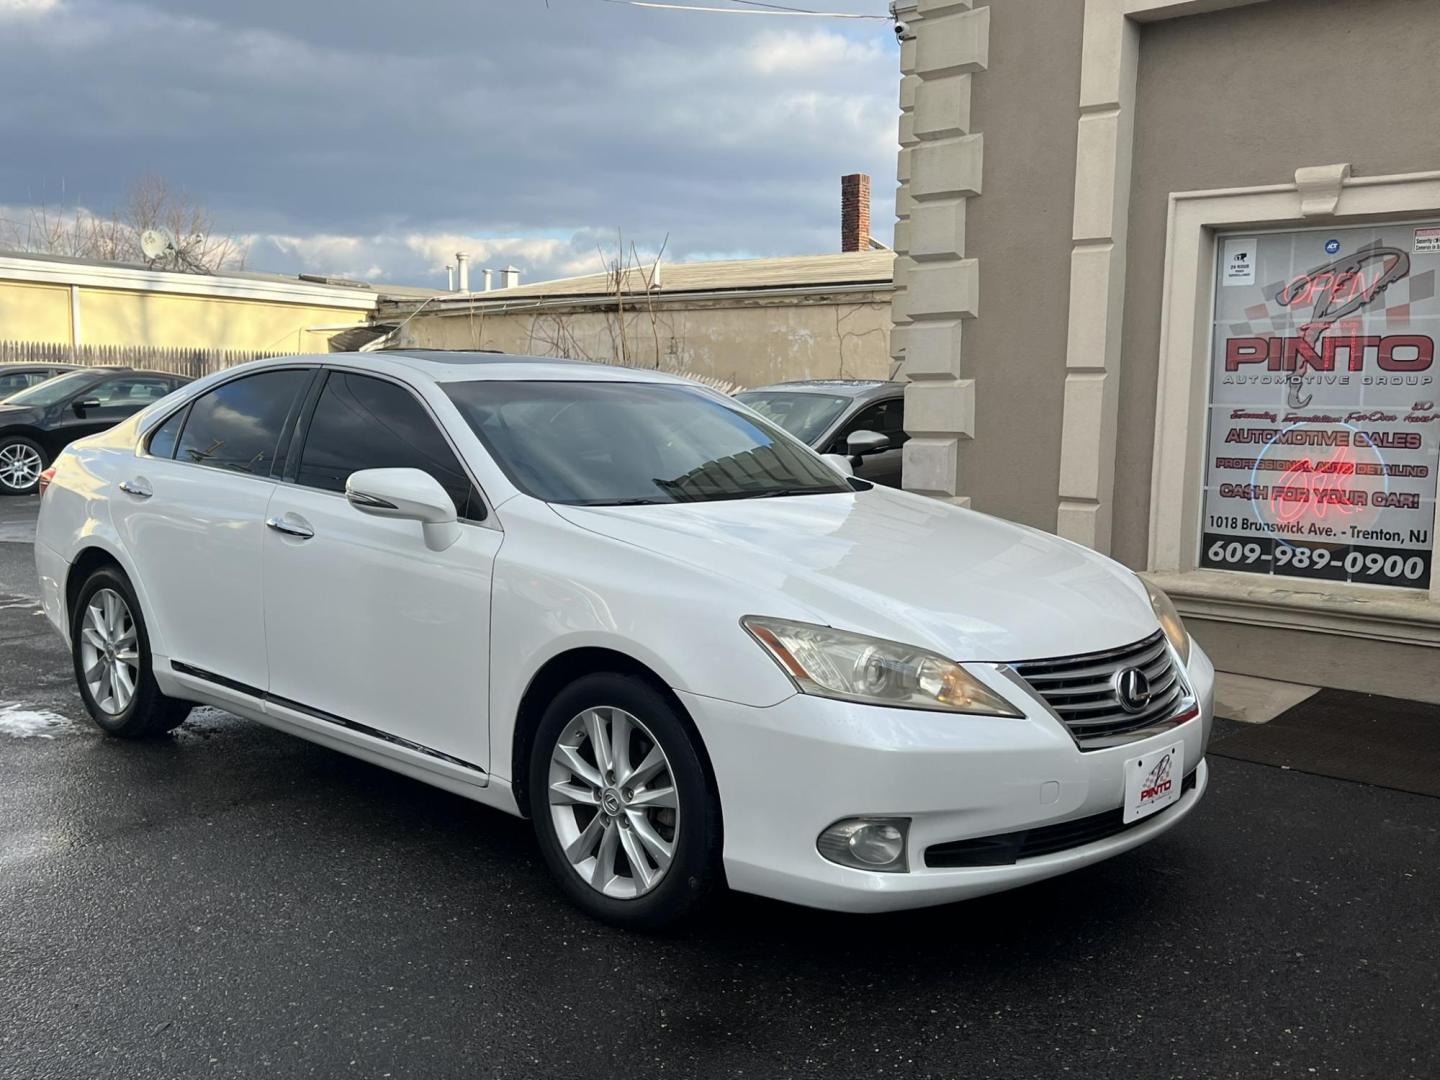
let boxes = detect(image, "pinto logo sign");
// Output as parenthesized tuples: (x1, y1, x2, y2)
(1139, 753, 1174, 804)
(1124, 742, 1185, 823)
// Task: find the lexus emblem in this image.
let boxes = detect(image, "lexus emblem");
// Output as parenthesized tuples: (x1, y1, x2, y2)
(1115, 667, 1152, 713)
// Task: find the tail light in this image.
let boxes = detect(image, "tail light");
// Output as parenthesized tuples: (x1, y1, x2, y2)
(38, 468, 56, 496)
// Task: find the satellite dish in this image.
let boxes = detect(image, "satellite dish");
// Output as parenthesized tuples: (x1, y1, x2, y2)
(140, 229, 172, 261)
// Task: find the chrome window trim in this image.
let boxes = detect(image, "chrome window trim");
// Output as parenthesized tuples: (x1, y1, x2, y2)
(130, 361, 500, 530)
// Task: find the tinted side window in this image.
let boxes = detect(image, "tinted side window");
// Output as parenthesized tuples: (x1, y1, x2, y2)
(830, 402, 886, 452)
(296, 372, 480, 519)
(147, 408, 186, 459)
(832, 400, 908, 451)
(92, 376, 178, 406)
(175, 370, 309, 475)
(876, 399, 908, 446)
(0, 372, 36, 395)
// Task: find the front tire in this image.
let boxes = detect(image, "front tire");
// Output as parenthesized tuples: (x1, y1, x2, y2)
(0, 436, 45, 495)
(71, 567, 191, 738)
(528, 673, 722, 929)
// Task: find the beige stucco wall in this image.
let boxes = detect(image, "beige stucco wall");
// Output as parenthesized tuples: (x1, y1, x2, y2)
(0, 274, 370, 353)
(77, 289, 364, 353)
(396, 294, 893, 389)
(0, 281, 72, 341)
(1115, 0, 1440, 570)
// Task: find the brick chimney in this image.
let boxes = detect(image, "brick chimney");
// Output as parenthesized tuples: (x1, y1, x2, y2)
(840, 173, 871, 253)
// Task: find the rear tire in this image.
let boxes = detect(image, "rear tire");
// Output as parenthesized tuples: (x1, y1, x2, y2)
(70, 566, 191, 738)
(0, 436, 45, 495)
(528, 672, 722, 929)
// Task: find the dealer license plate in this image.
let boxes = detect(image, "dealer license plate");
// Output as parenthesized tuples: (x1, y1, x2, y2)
(1123, 741, 1184, 824)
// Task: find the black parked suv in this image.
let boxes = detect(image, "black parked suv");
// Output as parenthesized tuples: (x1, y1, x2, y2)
(0, 368, 190, 494)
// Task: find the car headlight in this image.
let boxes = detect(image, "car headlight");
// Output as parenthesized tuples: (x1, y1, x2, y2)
(1143, 579, 1191, 666)
(742, 616, 1023, 717)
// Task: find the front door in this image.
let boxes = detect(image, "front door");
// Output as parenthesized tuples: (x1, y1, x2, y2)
(111, 368, 313, 689)
(261, 370, 498, 772)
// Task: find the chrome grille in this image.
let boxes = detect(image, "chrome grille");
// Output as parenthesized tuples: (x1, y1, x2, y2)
(1011, 631, 1192, 750)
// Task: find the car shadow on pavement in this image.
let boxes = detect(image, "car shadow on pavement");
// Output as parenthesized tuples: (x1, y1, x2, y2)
(116, 707, 1189, 977)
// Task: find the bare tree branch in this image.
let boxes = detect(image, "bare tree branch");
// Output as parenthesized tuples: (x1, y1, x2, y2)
(0, 174, 247, 273)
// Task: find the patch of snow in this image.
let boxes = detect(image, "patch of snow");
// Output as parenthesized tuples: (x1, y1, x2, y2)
(0, 703, 73, 738)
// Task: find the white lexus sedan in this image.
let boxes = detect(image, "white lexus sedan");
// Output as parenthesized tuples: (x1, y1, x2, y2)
(34, 351, 1213, 927)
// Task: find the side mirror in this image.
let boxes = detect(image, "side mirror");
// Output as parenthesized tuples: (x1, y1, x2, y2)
(346, 467, 461, 552)
(821, 453, 854, 478)
(845, 429, 889, 465)
(73, 398, 102, 415)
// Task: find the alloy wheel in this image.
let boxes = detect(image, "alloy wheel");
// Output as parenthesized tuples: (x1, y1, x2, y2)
(79, 588, 140, 715)
(0, 443, 42, 491)
(547, 706, 679, 899)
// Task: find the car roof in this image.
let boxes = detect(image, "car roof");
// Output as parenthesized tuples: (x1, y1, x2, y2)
(739, 379, 901, 401)
(233, 349, 707, 387)
(64, 367, 190, 380)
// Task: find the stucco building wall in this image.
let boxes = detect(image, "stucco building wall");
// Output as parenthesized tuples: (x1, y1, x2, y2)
(0, 254, 377, 354)
(396, 293, 894, 389)
(954, 0, 1085, 531)
(897, 0, 1440, 702)
(1115, 0, 1440, 569)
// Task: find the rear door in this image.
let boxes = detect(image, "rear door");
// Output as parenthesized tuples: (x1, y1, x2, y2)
(261, 369, 498, 770)
(110, 367, 313, 689)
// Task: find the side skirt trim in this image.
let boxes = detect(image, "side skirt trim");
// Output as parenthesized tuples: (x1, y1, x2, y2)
(170, 660, 487, 775)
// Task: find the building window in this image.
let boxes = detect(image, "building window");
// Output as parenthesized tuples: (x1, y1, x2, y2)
(1199, 221, 1439, 591)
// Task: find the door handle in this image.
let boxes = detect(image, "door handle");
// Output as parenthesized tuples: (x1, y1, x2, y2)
(117, 478, 152, 499)
(266, 514, 315, 540)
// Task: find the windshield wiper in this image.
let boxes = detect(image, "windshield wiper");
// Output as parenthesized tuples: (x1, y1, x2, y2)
(570, 497, 668, 506)
(734, 487, 841, 500)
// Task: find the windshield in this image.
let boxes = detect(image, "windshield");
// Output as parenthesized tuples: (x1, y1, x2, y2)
(3, 370, 97, 407)
(443, 380, 849, 505)
(734, 391, 849, 445)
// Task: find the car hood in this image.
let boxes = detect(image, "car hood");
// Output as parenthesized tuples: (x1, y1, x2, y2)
(0, 404, 42, 424)
(551, 487, 1159, 663)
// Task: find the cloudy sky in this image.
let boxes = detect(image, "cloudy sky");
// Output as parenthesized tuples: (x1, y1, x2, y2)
(0, 0, 899, 287)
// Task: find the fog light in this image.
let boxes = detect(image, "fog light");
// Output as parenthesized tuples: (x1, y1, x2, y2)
(816, 817, 910, 873)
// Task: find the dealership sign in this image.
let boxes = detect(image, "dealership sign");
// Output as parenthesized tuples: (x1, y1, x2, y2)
(1201, 223, 1439, 589)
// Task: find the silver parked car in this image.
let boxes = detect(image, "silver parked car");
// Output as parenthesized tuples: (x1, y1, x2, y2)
(736, 379, 906, 488)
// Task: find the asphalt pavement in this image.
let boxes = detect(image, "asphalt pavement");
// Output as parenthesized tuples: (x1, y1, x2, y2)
(0, 496, 1436, 1080)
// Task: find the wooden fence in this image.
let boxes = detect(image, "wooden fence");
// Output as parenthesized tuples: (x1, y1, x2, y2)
(0, 341, 284, 379)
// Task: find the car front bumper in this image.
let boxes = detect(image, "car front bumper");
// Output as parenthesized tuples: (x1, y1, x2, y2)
(679, 642, 1214, 913)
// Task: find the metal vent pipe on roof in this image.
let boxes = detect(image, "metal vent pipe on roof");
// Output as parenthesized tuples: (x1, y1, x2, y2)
(481, 269, 493, 292)
(500, 266, 521, 289)
(456, 252, 470, 292)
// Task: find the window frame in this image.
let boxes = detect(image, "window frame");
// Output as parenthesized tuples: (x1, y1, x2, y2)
(285, 366, 491, 525)
(1146, 169, 1440, 645)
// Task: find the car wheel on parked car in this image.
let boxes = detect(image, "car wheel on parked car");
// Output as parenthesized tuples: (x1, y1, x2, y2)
(70, 566, 191, 738)
(0, 435, 46, 495)
(528, 672, 722, 929)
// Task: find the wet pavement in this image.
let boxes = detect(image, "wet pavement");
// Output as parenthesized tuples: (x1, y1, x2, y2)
(1, 498, 1437, 1080)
